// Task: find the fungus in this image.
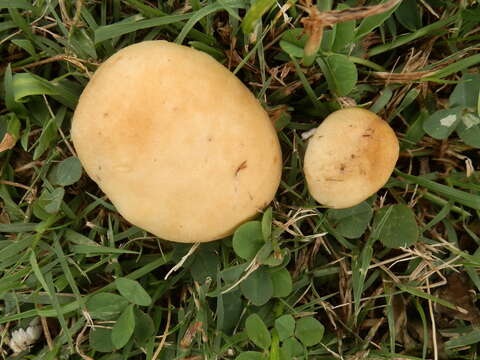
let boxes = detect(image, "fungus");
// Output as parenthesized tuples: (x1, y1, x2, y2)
(304, 107, 399, 209)
(71, 41, 282, 243)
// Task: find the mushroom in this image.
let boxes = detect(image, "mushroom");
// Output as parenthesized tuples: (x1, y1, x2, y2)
(71, 41, 282, 243)
(303, 107, 399, 209)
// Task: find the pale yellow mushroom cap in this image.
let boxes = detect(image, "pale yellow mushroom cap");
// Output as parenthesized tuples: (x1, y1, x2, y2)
(71, 41, 282, 243)
(304, 108, 399, 209)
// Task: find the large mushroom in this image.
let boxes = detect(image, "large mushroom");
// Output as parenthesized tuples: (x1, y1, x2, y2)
(71, 41, 282, 243)
(304, 107, 399, 209)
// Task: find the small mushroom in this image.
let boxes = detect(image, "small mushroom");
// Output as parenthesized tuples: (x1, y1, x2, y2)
(303, 107, 399, 209)
(71, 41, 282, 243)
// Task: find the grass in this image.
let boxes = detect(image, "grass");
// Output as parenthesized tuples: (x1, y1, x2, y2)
(1, 0, 480, 359)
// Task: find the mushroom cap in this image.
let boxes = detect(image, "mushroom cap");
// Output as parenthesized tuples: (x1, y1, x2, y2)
(304, 107, 399, 209)
(71, 41, 282, 243)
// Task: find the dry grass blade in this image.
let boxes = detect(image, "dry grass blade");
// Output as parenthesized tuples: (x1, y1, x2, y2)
(373, 70, 438, 82)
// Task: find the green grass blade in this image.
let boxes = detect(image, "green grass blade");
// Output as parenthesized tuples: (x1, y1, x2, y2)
(241, 0, 276, 35)
(95, 14, 192, 43)
(29, 250, 74, 349)
(395, 170, 480, 210)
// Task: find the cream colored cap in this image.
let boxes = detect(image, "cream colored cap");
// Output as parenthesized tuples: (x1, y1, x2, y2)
(71, 41, 282, 243)
(304, 107, 399, 209)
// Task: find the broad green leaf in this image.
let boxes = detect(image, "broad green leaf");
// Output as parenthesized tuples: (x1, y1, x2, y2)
(233, 221, 264, 260)
(245, 313, 271, 350)
(449, 74, 480, 109)
(4, 65, 26, 114)
(190, 244, 220, 283)
(115, 278, 152, 306)
(133, 308, 155, 345)
(317, 54, 357, 96)
(89, 327, 115, 353)
(33, 106, 66, 160)
(423, 107, 463, 139)
(375, 205, 418, 248)
(279, 28, 307, 58)
(280, 337, 304, 360)
(242, 0, 276, 35)
(395, 0, 422, 31)
(12, 73, 59, 101)
(275, 314, 295, 341)
(49, 157, 83, 186)
(295, 317, 324, 346)
(356, 0, 402, 39)
(86, 293, 129, 320)
(219, 290, 243, 333)
(44, 188, 64, 214)
(327, 201, 373, 239)
(235, 352, 266, 360)
(271, 268, 292, 298)
(331, 4, 355, 53)
(262, 248, 287, 267)
(33, 119, 57, 160)
(1, 113, 21, 144)
(111, 304, 135, 349)
(221, 263, 248, 283)
(456, 112, 480, 148)
(33, 188, 65, 220)
(404, 109, 428, 148)
(261, 207, 273, 242)
(240, 266, 273, 306)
